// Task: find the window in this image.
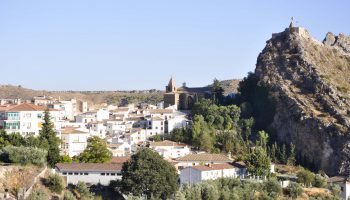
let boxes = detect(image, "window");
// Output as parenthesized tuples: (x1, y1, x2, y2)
(80, 173, 83, 175)
(74, 172, 78, 175)
(100, 173, 105, 176)
(106, 173, 110, 176)
(68, 172, 73, 175)
(117, 172, 122, 176)
(63, 172, 67, 175)
(111, 173, 116, 176)
(84, 173, 89, 175)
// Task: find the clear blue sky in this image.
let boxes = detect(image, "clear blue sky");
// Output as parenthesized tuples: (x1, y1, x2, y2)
(1, 1, 349, 91)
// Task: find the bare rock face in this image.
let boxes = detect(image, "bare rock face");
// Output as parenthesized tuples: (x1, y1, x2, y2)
(323, 32, 350, 53)
(255, 26, 350, 176)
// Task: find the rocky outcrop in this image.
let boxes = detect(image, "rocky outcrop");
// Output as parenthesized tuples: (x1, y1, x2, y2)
(255, 26, 350, 176)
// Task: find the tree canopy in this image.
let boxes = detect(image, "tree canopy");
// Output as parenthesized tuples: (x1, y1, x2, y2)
(76, 136, 112, 163)
(120, 148, 179, 199)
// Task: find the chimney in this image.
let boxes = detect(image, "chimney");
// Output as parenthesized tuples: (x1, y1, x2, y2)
(207, 163, 212, 168)
(182, 82, 186, 87)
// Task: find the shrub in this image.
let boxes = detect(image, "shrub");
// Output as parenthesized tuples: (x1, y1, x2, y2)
(46, 173, 64, 194)
(313, 174, 327, 188)
(76, 181, 94, 199)
(0, 145, 47, 166)
(27, 190, 48, 200)
(297, 169, 314, 187)
(287, 182, 303, 199)
(63, 190, 77, 200)
(263, 179, 282, 198)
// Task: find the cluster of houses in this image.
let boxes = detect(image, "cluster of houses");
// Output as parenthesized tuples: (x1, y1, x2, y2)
(1, 95, 350, 200)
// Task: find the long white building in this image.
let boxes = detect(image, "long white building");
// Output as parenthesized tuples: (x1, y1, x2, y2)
(180, 163, 247, 185)
(55, 163, 122, 185)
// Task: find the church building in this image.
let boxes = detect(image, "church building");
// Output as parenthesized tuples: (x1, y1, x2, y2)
(163, 77, 211, 110)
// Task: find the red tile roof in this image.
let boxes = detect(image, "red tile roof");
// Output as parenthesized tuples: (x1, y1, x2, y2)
(150, 140, 188, 147)
(192, 163, 235, 171)
(147, 109, 173, 114)
(176, 153, 232, 162)
(0, 103, 56, 112)
(109, 156, 130, 164)
(56, 163, 122, 172)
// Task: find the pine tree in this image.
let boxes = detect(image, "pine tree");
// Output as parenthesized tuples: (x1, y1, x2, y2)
(287, 143, 296, 166)
(39, 110, 60, 168)
(270, 142, 277, 163)
(281, 144, 287, 164)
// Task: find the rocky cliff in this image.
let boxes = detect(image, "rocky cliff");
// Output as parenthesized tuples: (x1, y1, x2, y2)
(255, 24, 350, 176)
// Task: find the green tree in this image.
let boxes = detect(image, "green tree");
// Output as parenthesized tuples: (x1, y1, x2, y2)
(212, 78, 225, 105)
(287, 143, 296, 166)
(45, 173, 64, 194)
(76, 136, 112, 163)
(0, 145, 47, 166)
(245, 147, 271, 177)
(238, 72, 276, 131)
(287, 182, 303, 199)
(39, 110, 60, 168)
(27, 190, 49, 200)
(120, 148, 179, 199)
(297, 169, 314, 187)
(64, 190, 77, 200)
(313, 174, 326, 188)
(263, 179, 282, 199)
(257, 130, 269, 149)
(59, 155, 73, 163)
(76, 181, 94, 200)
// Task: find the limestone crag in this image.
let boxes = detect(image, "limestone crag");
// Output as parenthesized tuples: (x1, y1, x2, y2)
(255, 25, 350, 176)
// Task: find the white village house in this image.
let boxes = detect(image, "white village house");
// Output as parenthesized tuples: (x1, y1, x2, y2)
(328, 176, 350, 200)
(175, 153, 233, 170)
(55, 163, 122, 186)
(149, 140, 191, 159)
(60, 127, 89, 157)
(180, 162, 247, 185)
(0, 103, 61, 136)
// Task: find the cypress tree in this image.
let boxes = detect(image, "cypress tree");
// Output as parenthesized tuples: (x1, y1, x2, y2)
(39, 110, 60, 168)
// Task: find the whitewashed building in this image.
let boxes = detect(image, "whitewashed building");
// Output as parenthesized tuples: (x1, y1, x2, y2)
(0, 103, 61, 136)
(55, 163, 122, 186)
(180, 163, 247, 185)
(328, 176, 350, 200)
(88, 121, 107, 138)
(75, 112, 96, 124)
(108, 143, 131, 157)
(176, 153, 233, 169)
(60, 128, 89, 157)
(149, 140, 191, 159)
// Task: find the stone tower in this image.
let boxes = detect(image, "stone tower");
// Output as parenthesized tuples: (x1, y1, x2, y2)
(166, 77, 176, 92)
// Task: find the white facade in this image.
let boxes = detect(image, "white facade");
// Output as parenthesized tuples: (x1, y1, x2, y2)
(108, 143, 131, 157)
(0, 103, 61, 136)
(106, 120, 126, 134)
(124, 128, 147, 146)
(75, 112, 96, 124)
(56, 163, 122, 186)
(60, 128, 89, 157)
(328, 177, 350, 200)
(180, 163, 247, 185)
(149, 140, 191, 159)
(88, 122, 107, 138)
(167, 112, 188, 133)
(96, 109, 110, 121)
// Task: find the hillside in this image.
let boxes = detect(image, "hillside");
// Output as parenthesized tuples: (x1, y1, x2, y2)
(219, 79, 241, 95)
(255, 24, 350, 176)
(0, 79, 239, 106)
(0, 85, 163, 106)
